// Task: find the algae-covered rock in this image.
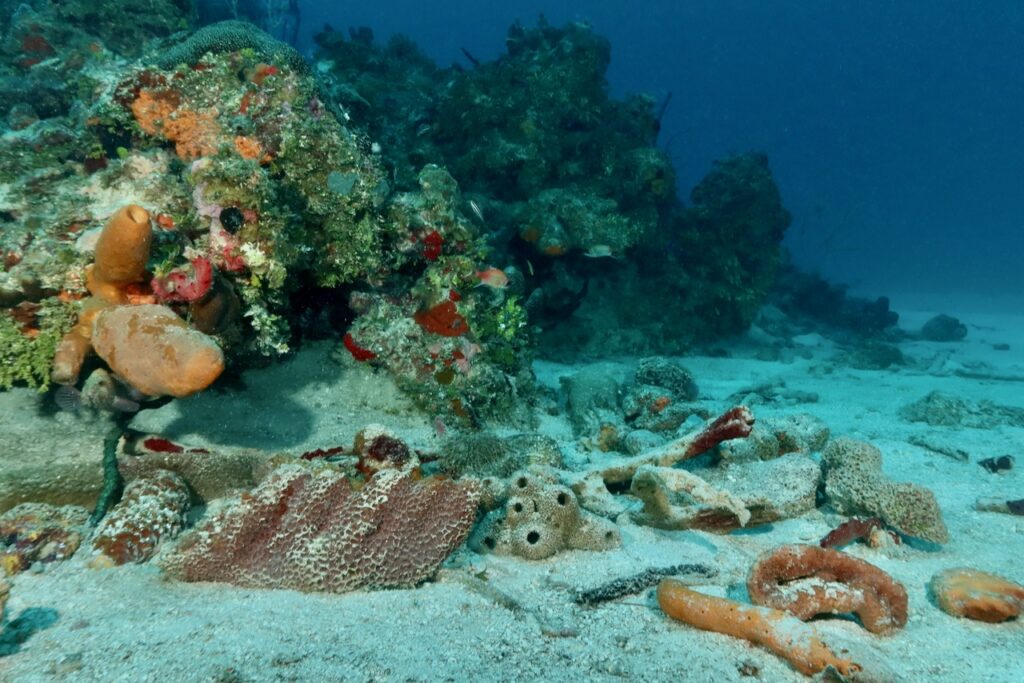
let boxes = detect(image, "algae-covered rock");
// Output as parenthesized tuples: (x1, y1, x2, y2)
(0, 502, 89, 574)
(899, 391, 1024, 430)
(821, 437, 948, 544)
(634, 357, 699, 401)
(437, 432, 563, 479)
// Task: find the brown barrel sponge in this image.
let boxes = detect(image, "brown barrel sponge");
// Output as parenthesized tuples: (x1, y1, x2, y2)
(747, 543, 908, 635)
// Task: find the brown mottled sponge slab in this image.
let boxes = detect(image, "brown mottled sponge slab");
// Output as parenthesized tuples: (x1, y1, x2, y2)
(161, 463, 480, 593)
(747, 543, 908, 634)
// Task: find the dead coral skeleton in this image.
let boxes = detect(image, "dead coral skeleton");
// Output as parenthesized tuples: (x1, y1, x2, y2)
(565, 405, 754, 517)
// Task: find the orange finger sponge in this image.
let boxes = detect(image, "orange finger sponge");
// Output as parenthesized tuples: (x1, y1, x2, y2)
(657, 579, 860, 677)
(931, 568, 1024, 623)
(92, 304, 224, 398)
(87, 205, 153, 304)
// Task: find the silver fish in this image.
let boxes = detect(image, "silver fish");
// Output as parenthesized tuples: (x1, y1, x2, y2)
(584, 244, 621, 259)
(468, 199, 485, 223)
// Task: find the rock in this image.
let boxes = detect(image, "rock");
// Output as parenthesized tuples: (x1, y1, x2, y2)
(634, 357, 699, 400)
(0, 388, 113, 512)
(821, 437, 948, 544)
(920, 314, 967, 342)
(436, 431, 563, 478)
(561, 363, 624, 438)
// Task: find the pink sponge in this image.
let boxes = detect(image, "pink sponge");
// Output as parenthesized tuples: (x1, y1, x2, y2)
(160, 464, 480, 592)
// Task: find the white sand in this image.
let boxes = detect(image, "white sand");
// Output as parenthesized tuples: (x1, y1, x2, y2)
(1, 308, 1022, 682)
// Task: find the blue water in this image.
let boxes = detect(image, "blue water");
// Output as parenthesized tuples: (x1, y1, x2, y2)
(299, 0, 1024, 309)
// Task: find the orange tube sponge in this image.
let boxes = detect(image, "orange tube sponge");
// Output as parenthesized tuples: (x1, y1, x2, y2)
(91, 304, 224, 397)
(86, 205, 153, 304)
(747, 544, 908, 634)
(657, 579, 860, 677)
(931, 568, 1024, 623)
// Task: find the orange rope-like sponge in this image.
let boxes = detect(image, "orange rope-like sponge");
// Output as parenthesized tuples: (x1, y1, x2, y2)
(931, 568, 1024, 623)
(657, 579, 860, 677)
(747, 543, 908, 634)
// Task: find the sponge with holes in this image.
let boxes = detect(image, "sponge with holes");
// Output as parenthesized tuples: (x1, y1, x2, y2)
(470, 470, 620, 560)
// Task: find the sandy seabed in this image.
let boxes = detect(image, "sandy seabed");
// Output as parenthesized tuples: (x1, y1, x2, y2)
(1, 303, 1022, 683)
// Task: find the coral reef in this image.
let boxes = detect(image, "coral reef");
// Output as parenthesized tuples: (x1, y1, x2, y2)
(161, 463, 480, 592)
(657, 579, 861, 677)
(821, 437, 948, 543)
(91, 470, 190, 565)
(0, 502, 89, 575)
(748, 544, 908, 635)
(315, 21, 790, 358)
(91, 304, 224, 398)
(471, 470, 620, 560)
(930, 568, 1024, 623)
(0, 298, 77, 391)
(153, 20, 308, 73)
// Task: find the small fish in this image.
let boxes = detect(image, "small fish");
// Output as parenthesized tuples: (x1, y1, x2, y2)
(584, 244, 621, 259)
(54, 385, 82, 412)
(416, 123, 432, 137)
(468, 199, 485, 223)
(526, 260, 534, 276)
(476, 267, 509, 289)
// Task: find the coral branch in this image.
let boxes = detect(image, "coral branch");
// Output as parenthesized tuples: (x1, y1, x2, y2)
(684, 405, 755, 457)
(747, 544, 908, 634)
(657, 579, 860, 677)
